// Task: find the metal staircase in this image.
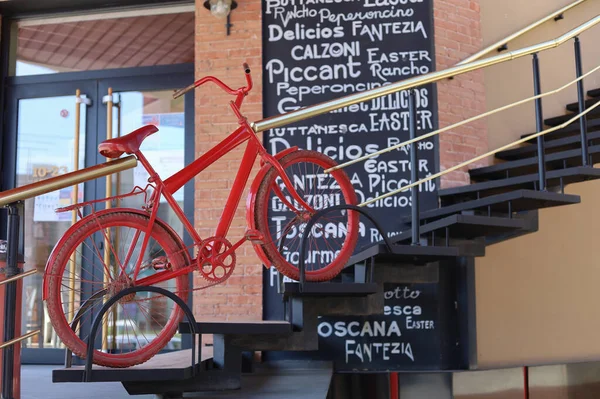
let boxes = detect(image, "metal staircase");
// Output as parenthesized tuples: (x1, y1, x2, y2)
(355, 87, 600, 261)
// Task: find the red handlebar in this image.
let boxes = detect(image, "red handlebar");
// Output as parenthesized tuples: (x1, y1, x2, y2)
(243, 63, 253, 93)
(172, 63, 253, 99)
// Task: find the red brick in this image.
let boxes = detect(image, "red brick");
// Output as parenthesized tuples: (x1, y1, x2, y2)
(243, 285, 262, 295)
(227, 295, 257, 305)
(434, 0, 487, 189)
(192, 0, 263, 323)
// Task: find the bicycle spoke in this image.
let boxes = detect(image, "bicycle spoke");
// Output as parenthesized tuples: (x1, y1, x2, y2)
(47, 211, 189, 367)
(256, 153, 357, 281)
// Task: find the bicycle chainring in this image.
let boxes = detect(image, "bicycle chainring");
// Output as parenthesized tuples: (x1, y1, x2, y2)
(196, 237, 236, 283)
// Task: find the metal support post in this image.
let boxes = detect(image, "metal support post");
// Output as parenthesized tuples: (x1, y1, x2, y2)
(574, 36, 589, 166)
(408, 90, 420, 245)
(2, 203, 20, 399)
(532, 53, 547, 191)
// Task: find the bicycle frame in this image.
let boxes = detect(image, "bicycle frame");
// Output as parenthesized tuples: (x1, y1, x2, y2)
(126, 101, 314, 286)
(41, 66, 318, 293)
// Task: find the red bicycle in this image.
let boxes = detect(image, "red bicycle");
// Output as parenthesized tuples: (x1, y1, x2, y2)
(42, 63, 359, 367)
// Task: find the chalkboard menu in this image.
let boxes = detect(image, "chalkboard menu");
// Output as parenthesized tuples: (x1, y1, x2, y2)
(262, 267, 466, 371)
(317, 283, 440, 371)
(261, 0, 445, 371)
(262, 0, 439, 251)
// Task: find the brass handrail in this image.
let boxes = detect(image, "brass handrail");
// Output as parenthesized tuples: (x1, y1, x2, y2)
(359, 98, 600, 207)
(458, 0, 588, 65)
(0, 155, 138, 207)
(69, 89, 83, 331)
(0, 269, 37, 287)
(0, 330, 40, 350)
(326, 62, 600, 173)
(252, 14, 600, 133)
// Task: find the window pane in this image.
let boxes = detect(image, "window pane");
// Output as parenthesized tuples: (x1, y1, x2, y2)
(17, 95, 86, 349)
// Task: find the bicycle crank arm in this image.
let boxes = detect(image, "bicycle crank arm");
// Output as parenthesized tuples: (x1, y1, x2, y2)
(134, 264, 195, 287)
(219, 236, 249, 259)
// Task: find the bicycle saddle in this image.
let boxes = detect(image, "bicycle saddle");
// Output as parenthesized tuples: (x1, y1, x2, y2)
(99, 125, 158, 158)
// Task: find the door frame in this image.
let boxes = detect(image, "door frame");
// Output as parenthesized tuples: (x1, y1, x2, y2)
(2, 63, 195, 364)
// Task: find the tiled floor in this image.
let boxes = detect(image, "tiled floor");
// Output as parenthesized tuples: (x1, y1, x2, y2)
(22, 365, 153, 399)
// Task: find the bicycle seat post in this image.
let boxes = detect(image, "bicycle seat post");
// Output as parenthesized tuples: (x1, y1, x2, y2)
(134, 150, 160, 184)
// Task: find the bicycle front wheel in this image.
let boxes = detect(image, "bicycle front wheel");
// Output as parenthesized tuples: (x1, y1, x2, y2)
(45, 211, 189, 368)
(253, 150, 359, 281)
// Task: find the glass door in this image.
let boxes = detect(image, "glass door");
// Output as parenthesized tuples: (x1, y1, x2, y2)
(108, 89, 187, 232)
(4, 80, 98, 363)
(96, 67, 194, 247)
(94, 88, 189, 354)
(18, 95, 87, 354)
(88, 72, 194, 359)
(3, 65, 194, 364)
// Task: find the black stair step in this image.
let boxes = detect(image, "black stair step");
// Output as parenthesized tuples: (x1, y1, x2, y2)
(412, 189, 579, 224)
(393, 214, 531, 244)
(500, 130, 600, 160)
(124, 362, 334, 398)
(519, 118, 600, 143)
(544, 106, 600, 127)
(347, 243, 462, 267)
(440, 167, 600, 203)
(566, 97, 600, 112)
(587, 88, 600, 98)
(282, 282, 378, 298)
(470, 144, 600, 180)
(53, 348, 213, 383)
(179, 321, 292, 335)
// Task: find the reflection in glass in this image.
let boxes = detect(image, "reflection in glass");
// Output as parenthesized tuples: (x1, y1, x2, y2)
(111, 90, 186, 351)
(17, 90, 187, 354)
(113, 90, 186, 232)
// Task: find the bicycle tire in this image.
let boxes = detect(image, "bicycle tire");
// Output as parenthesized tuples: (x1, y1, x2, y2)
(253, 150, 359, 281)
(45, 211, 189, 368)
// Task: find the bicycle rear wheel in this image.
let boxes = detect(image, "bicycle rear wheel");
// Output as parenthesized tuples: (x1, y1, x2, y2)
(45, 211, 189, 368)
(253, 150, 359, 281)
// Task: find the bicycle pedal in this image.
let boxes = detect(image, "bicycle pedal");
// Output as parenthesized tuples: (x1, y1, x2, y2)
(151, 256, 171, 270)
(245, 229, 264, 244)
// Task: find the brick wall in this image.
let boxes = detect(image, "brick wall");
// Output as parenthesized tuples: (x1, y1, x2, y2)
(434, 0, 488, 188)
(194, 0, 263, 323)
(192, 0, 486, 321)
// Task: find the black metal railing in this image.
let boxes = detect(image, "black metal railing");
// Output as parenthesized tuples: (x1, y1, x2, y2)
(408, 90, 421, 245)
(1, 203, 25, 399)
(83, 286, 200, 382)
(574, 36, 590, 166)
(531, 35, 592, 192)
(532, 53, 547, 191)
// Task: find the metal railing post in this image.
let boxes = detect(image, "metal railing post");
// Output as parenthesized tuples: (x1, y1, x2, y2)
(532, 53, 547, 191)
(574, 36, 590, 166)
(409, 90, 420, 245)
(2, 203, 20, 399)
